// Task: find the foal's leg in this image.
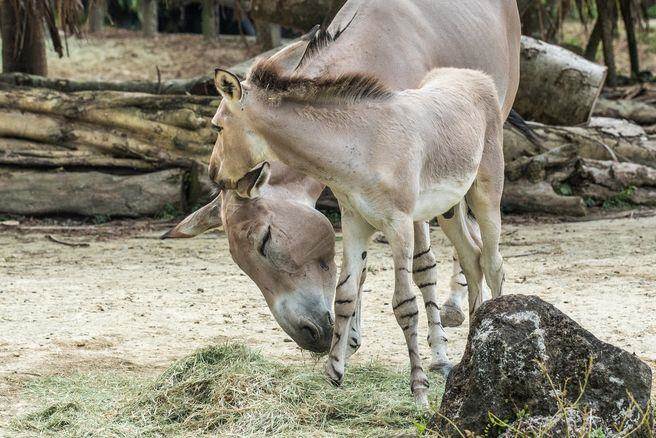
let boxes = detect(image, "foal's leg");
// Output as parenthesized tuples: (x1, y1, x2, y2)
(466, 179, 505, 298)
(345, 270, 366, 359)
(384, 217, 430, 405)
(436, 203, 486, 316)
(412, 221, 452, 376)
(440, 252, 467, 327)
(324, 211, 374, 386)
(442, 214, 491, 326)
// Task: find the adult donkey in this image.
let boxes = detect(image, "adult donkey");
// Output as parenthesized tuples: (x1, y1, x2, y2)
(166, 0, 520, 367)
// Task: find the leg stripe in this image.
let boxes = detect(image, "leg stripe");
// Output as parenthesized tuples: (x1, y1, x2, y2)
(417, 282, 436, 289)
(400, 310, 419, 319)
(337, 274, 351, 288)
(425, 301, 440, 311)
(335, 299, 353, 304)
(413, 263, 437, 273)
(350, 336, 358, 344)
(456, 281, 467, 287)
(336, 313, 351, 319)
(413, 247, 432, 259)
(349, 343, 358, 349)
(334, 332, 341, 341)
(392, 296, 416, 310)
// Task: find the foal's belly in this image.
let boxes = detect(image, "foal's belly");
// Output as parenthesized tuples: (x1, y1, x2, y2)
(412, 177, 475, 222)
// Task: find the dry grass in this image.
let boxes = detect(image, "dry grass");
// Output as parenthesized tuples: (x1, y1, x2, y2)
(12, 343, 434, 437)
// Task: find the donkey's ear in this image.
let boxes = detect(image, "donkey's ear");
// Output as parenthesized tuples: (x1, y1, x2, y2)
(236, 162, 271, 199)
(214, 69, 242, 101)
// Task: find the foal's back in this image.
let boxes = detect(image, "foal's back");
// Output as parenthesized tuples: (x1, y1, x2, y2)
(408, 68, 502, 184)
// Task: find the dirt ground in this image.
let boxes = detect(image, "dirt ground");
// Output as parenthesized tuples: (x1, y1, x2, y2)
(1, 213, 655, 431)
(44, 29, 255, 81)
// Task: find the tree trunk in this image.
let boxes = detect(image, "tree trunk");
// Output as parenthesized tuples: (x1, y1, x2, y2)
(0, 168, 185, 217)
(619, 0, 640, 80)
(0, 0, 47, 75)
(596, 0, 617, 86)
(201, 0, 217, 40)
(255, 20, 281, 51)
(584, 18, 602, 61)
(514, 36, 607, 126)
(140, 0, 158, 37)
(88, 0, 107, 33)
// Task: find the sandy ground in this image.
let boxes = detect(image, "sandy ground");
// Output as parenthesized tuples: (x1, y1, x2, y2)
(1, 214, 655, 430)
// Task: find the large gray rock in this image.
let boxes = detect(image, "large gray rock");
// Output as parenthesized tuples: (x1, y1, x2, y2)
(434, 295, 652, 437)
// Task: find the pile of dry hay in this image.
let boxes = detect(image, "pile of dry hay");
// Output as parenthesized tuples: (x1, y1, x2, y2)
(13, 344, 432, 436)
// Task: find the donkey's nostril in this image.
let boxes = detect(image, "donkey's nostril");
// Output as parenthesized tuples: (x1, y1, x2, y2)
(301, 324, 320, 342)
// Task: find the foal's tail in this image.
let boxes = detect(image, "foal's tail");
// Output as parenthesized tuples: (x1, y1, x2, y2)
(505, 109, 540, 145)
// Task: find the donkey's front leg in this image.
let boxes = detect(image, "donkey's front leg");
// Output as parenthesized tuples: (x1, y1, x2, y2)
(412, 221, 452, 376)
(324, 211, 374, 386)
(386, 218, 430, 406)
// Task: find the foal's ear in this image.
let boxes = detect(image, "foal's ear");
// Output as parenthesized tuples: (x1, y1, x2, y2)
(236, 162, 271, 199)
(214, 69, 242, 101)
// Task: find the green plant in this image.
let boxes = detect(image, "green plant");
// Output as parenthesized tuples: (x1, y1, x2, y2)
(156, 203, 182, 220)
(555, 182, 574, 196)
(602, 186, 637, 210)
(92, 214, 111, 224)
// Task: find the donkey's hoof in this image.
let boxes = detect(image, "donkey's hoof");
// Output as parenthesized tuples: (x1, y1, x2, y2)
(429, 360, 454, 378)
(440, 304, 465, 327)
(324, 360, 343, 387)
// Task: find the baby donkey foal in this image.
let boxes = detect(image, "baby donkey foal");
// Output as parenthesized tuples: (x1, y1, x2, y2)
(210, 63, 505, 405)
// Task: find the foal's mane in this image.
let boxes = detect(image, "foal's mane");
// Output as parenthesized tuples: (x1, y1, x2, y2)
(248, 59, 392, 105)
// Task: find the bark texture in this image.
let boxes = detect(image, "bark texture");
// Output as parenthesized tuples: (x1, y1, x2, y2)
(0, 168, 185, 216)
(515, 36, 607, 126)
(0, 0, 47, 75)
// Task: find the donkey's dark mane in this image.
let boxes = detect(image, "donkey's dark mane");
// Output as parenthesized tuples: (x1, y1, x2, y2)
(248, 59, 392, 104)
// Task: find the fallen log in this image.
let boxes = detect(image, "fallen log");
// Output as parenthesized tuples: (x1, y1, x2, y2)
(514, 36, 607, 126)
(0, 72, 218, 96)
(0, 139, 167, 171)
(502, 180, 588, 216)
(0, 168, 185, 217)
(593, 97, 656, 126)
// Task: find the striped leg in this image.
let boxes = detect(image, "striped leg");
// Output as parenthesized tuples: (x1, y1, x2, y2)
(412, 221, 452, 376)
(345, 268, 366, 359)
(385, 217, 429, 406)
(324, 211, 374, 386)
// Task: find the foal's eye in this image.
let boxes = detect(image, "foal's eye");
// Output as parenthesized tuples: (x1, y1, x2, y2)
(212, 124, 223, 133)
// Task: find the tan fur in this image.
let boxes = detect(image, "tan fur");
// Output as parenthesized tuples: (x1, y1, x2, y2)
(182, 0, 520, 367)
(211, 67, 506, 404)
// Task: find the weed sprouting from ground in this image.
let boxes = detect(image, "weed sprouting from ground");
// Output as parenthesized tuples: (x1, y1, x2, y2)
(13, 344, 434, 437)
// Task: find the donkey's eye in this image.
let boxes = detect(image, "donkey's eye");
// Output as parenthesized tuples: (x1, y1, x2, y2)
(212, 124, 223, 133)
(259, 225, 271, 257)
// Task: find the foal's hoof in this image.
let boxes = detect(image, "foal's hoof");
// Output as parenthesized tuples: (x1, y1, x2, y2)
(429, 360, 454, 378)
(324, 359, 343, 387)
(412, 387, 430, 407)
(440, 304, 465, 327)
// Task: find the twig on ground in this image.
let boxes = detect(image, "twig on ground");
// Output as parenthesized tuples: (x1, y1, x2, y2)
(45, 234, 90, 247)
